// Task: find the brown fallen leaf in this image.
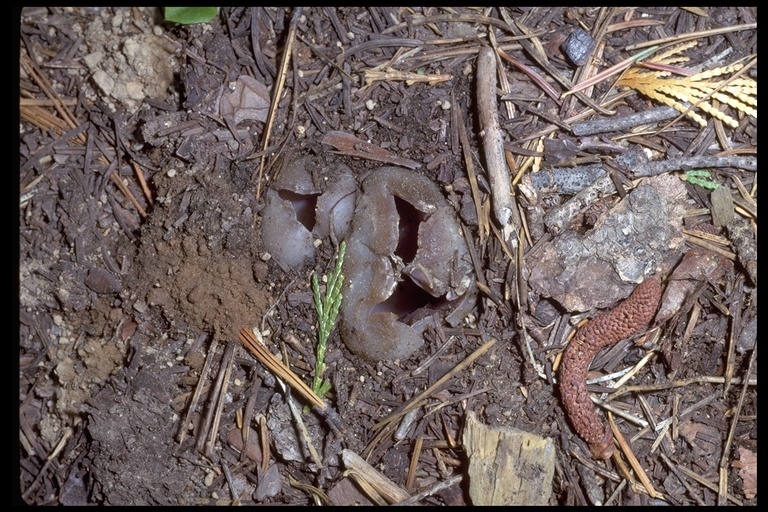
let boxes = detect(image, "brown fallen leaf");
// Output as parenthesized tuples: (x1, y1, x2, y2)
(656, 247, 732, 322)
(732, 446, 757, 500)
(219, 75, 271, 125)
(321, 130, 421, 169)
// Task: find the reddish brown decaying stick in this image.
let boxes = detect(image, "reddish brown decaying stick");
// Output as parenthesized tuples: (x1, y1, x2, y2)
(559, 277, 662, 459)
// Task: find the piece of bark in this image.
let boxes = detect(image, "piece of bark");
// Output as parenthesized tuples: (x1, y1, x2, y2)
(710, 185, 734, 227)
(727, 217, 756, 285)
(529, 174, 686, 312)
(462, 411, 554, 505)
(656, 247, 732, 323)
(529, 163, 606, 195)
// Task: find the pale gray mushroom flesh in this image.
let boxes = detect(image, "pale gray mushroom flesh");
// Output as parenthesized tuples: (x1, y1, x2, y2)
(261, 162, 476, 362)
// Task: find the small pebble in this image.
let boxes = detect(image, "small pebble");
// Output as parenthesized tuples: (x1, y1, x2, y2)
(562, 28, 596, 66)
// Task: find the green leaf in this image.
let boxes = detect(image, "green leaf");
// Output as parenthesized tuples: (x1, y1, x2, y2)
(164, 7, 218, 25)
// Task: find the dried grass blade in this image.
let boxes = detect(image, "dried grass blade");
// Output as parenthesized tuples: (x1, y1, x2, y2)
(237, 327, 325, 409)
(563, 45, 658, 97)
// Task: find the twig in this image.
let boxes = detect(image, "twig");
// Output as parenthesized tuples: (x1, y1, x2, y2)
(625, 23, 757, 51)
(500, 12, 615, 116)
(405, 437, 423, 492)
(321, 130, 421, 169)
(196, 341, 235, 456)
(342, 449, 410, 504)
(609, 413, 659, 499)
(563, 45, 660, 97)
(672, 461, 743, 505)
(380, 12, 544, 38)
(476, 47, 518, 243)
(256, 7, 302, 201)
(542, 172, 616, 235)
(496, 47, 563, 106)
(130, 160, 154, 207)
(395, 474, 464, 505)
(454, 92, 488, 242)
(283, 387, 323, 471)
(177, 335, 214, 444)
(627, 155, 757, 178)
(370, 337, 498, 435)
(240, 328, 324, 469)
(718, 342, 756, 504)
(571, 106, 679, 136)
(659, 453, 706, 506)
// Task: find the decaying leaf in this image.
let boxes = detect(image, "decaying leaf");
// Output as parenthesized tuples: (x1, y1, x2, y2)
(618, 40, 756, 128)
(219, 75, 271, 125)
(732, 446, 757, 500)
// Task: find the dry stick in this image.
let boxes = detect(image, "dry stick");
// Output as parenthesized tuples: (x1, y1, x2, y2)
(255, 7, 302, 202)
(287, 474, 331, 505)
(205, 342, 237, 458)
(20, 51, 84, 144)
(718, 342, 757, 505)
(21, 427, 72, 501)
(380, 12, 542, 37)
(19, 97, 78, 107)
(672, 460, 743, 505)
(608, 414, 659, 499)
(342, 449, 410, 504)
(564, 45, 660, 98)
(476, 47, 518, 244)
(405, 437, 423, 493)
(543, 173, 616, 235)
(395, 474, 464, 506)
(625, 23, 757, 51)
(499, 12, 613, 116)
(571, 106, 679, 136)
(241, 328, 324, 470)
(454, 92, 488, 243)
(496, 46, 562, 106)
(196, 341, 235, 454)
(568, 7, 616, 101)
(131, 161, 154, 207)
(258, 415, 270, 475)
(684, 234, 737, 262)
(239, 376, 262, 462)
(22, 47, 149, 220)
(543, 153, 757, 235)
(178, 337, 218, 443)
(370, 338, 498, 436)
(628, 155, 757, 178)
(109, 172, 147, 219)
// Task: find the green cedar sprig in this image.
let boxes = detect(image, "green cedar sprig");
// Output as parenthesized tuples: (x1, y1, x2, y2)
(683, 169, 720, 190)
(310, 241, 346, 399)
